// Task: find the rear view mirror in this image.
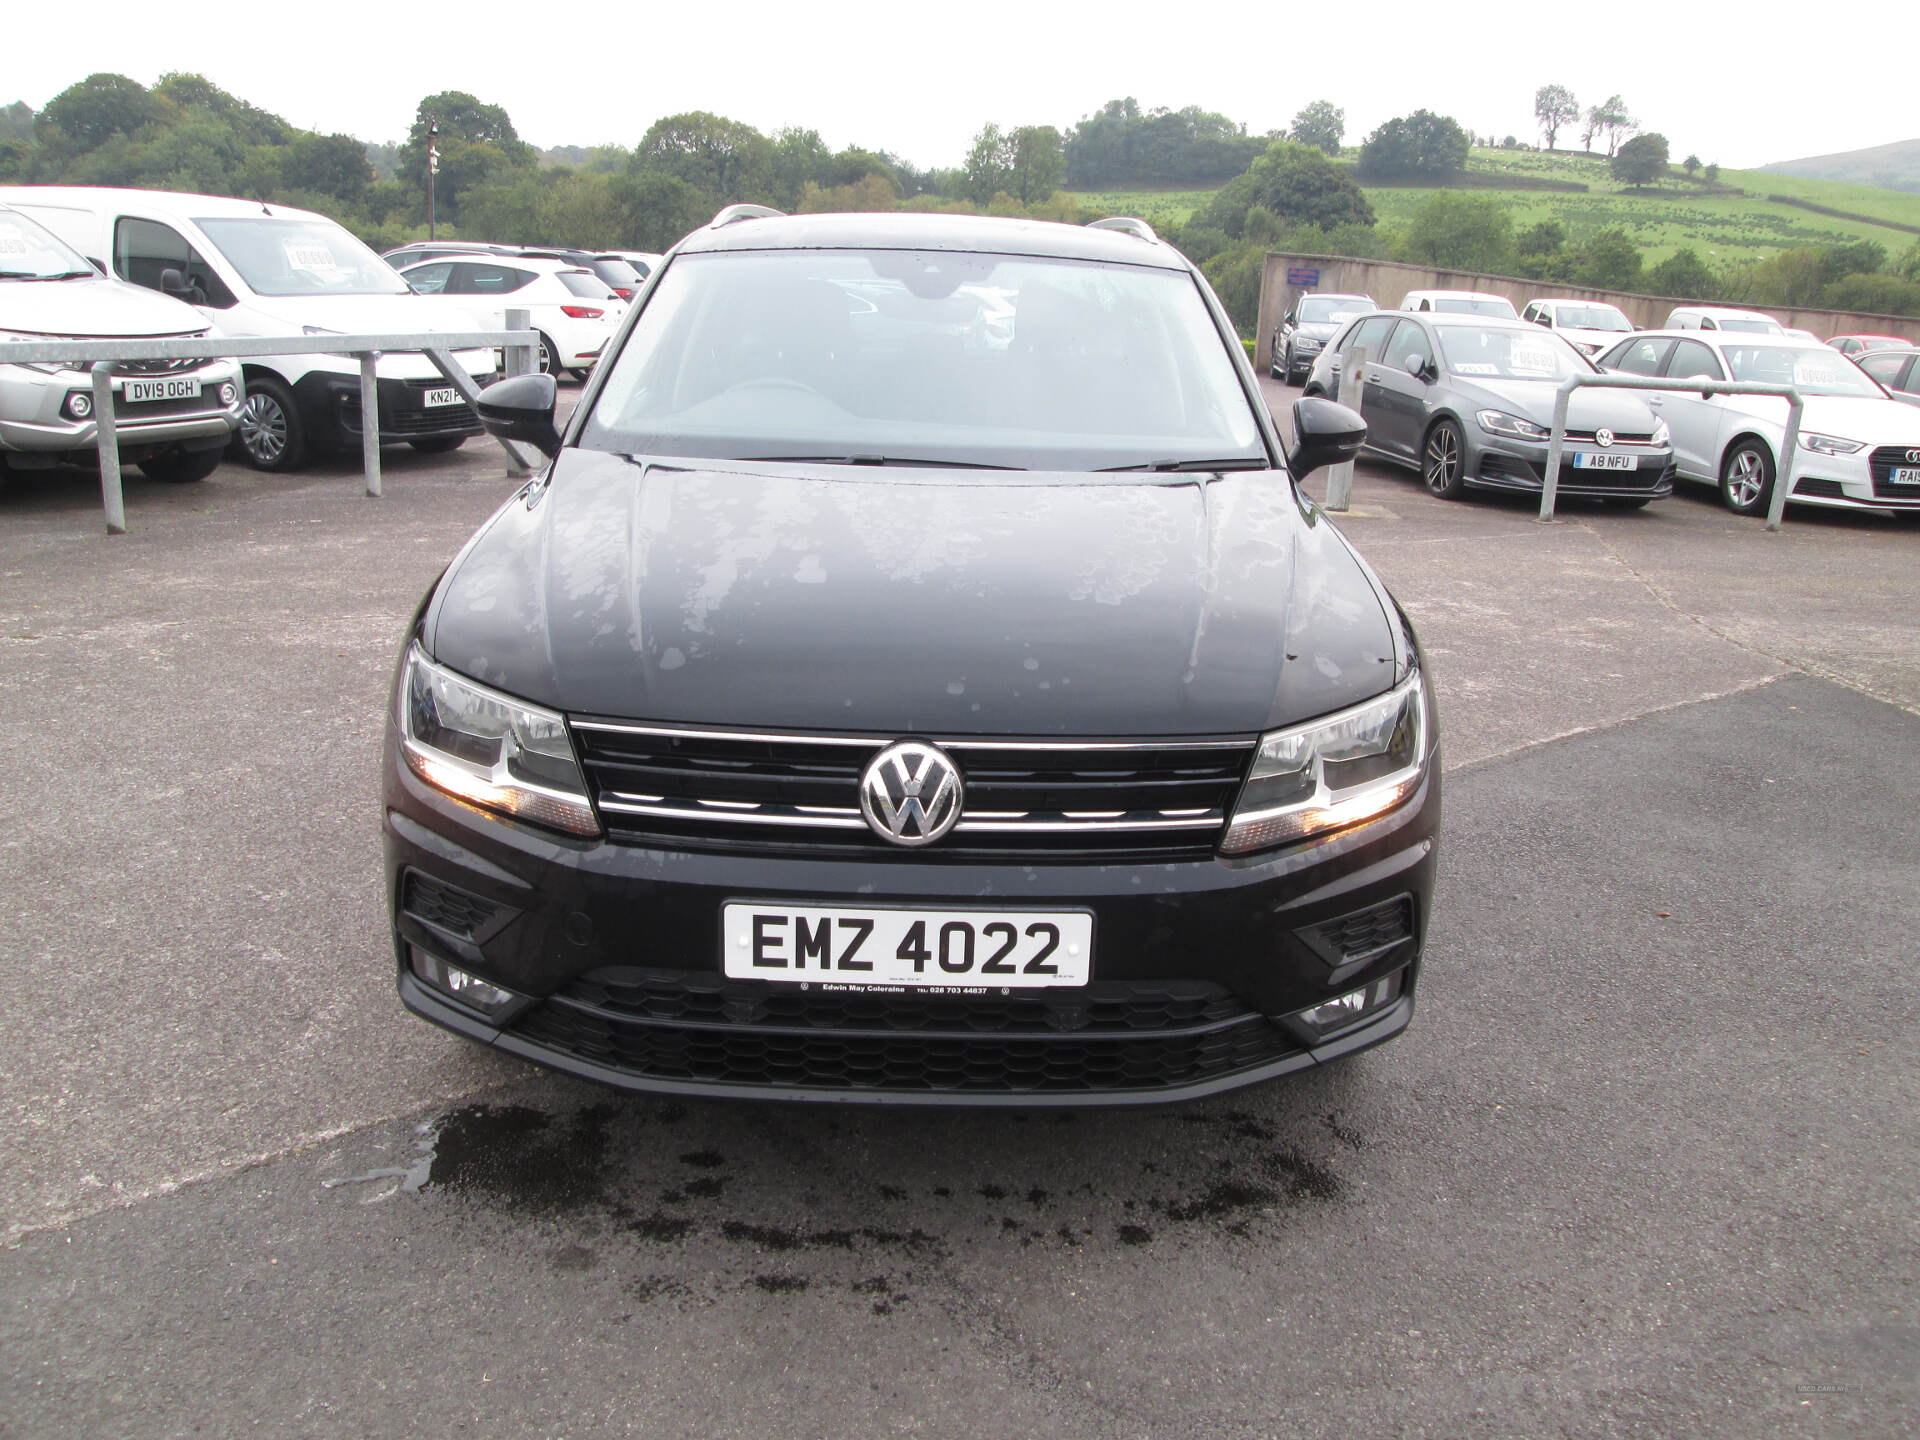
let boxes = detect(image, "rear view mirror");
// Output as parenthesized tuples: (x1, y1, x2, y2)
(1287, 397, 1366, 480)
(476, 372, 563, 458)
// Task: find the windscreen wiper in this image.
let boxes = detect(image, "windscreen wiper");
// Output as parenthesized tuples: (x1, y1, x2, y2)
(8, 270, 96, 282)
(1097, 457, 1271, 472)
(744, 455, 1026, 470)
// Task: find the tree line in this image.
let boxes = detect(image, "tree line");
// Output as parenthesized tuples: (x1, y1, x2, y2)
(5, 74, 1916, 326)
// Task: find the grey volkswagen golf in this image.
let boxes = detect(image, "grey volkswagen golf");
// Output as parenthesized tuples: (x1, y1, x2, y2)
(382, 207, 1441, 1104)
(1306, 310, 1675, 506)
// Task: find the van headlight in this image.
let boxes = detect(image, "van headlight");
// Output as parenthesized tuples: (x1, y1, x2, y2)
(400, 645, 600, 836)
(1221, 670, 1429, 854)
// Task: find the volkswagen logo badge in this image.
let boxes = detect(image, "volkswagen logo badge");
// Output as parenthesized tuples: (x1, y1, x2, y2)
(1596, 428, 1615, 448)
(859, 741, 963, 847)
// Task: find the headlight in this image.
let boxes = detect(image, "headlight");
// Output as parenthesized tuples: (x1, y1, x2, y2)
(400, 645, 599, 836)
(1221, 669, 1429, 854)
(1651, 419, 1670, 447)
(1476, 409, 1551, 441)
(1799, 432, 1864, 456)
(0, 329, 77, 375)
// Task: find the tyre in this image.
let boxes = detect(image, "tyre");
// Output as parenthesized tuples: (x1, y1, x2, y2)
(233, 374, 307, 472)
(1719, 438, 1774, 516)
(538, 334, 561, 376)
(138, 447, 221, 483)
(408, 436, 465, 454)
(567, 367, 593, 383)
(1422, 418, 1468, 500)
(1283, 345, 1300, 384)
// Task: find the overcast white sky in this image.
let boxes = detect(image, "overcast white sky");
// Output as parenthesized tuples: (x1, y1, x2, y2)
(11, 1, 1915, 174)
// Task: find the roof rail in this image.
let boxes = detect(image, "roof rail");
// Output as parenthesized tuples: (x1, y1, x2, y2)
(1086, 216, 1159, 244)
(709, 204, 786, 230)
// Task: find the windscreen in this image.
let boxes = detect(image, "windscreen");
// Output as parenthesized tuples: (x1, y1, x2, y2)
(0, 209, 93, 280)
(1556, 305, 1632, 332)
(1300, 295, 1370, 324)
(559, 270, 618, 300)
(194, 217, 411, 297)
(1722, 345, 1882, 397)
(1436, 324, 1593, 380)
(1715, 317, 1781, 334)
(581, 248, 1266, 471)
(591, 259, 642, 288)
(1434, 297, 1519, 317)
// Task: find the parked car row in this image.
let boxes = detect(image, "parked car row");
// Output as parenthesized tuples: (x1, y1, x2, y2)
(1291, 291, 1920, 522)
(0, 186, 503, 474)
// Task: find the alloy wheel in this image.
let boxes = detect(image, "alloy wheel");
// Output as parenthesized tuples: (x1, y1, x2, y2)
(1725, 449, 1765, 509)
(238, 392, 288, 466)
(1424, 425, 1460, 494)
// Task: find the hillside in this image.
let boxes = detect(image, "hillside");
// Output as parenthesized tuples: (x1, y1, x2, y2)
(1760, 139, 1920, 195)
(1071, 148, 1920, 267)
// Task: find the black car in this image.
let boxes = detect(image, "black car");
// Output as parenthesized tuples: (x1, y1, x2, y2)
(1270, 292, 1375, 385)
(1307, 311, 1674, 506)
(383, 208, 1440, 1104)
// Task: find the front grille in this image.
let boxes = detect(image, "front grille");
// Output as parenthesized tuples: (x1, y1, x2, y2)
(566, 968, 1248, 1034)
(1868, 446, 1920, 501)
(114, 357, 210, 377)
(511, 972, 1294, 1094)
(1564, 429, 1653, 444)
(572, 723, 1254, 860)
(337, 393, 482, 438)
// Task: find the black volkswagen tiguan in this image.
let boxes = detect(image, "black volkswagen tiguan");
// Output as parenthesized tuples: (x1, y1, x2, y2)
(383, 207, 1441, 1104)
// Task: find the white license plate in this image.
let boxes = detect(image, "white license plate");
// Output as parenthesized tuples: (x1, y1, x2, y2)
(123, 377, 200, 404)
(422, 387, 463, 408)
(1890, 467, 1920, 486)
(722, 904, 1092, 989)
(1572, 451, 1636, 471)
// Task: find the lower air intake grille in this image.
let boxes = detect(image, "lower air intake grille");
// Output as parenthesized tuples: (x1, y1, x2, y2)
(509, 971, 1294, 1094)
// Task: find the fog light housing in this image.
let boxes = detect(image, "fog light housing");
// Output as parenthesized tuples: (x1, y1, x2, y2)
(66, 391, 93, 419)
(1290, 970, 1405, 1039)
(408, 944, 523, 1019)
(218, 381, 238, 406)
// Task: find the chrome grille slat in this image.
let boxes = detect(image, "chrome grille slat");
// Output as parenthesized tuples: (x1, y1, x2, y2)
(573, 719, 1253, 858)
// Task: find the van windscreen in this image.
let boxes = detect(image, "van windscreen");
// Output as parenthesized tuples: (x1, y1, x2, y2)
(193, 217, 411, 297)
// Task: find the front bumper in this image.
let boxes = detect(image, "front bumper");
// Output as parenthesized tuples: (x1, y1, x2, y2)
(1466, 431, 1675, 500)
(1784, 445, 1920, 512)
(292, 369, 495, 452)
(382, 725, 1440, 1106)
(0, 359, 243, 456)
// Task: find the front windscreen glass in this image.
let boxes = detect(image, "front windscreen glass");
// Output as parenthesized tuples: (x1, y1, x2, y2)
(1435, 324, 1593, 380)
(1715, 317, 1780, 334)
(581, 249, 1266, 471)
(1434, 297, 1517, 316)
(1555, 305, 1633, 332)
(193, 217, 412, 297)
(1722, 345, 1882, 397)
(0, 209, 93, 280)
(1299, 295, 1370, 324)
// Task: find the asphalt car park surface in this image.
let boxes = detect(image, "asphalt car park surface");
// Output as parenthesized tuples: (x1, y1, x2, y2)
(1, 373, 1914, 1437)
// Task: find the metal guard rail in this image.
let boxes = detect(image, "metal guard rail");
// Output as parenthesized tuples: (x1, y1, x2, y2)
(1539, 372, 1807, 532)
(2, 319, 540, 534)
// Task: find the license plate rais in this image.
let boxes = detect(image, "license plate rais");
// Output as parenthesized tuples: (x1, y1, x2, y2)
(722, 904, 1092, 989)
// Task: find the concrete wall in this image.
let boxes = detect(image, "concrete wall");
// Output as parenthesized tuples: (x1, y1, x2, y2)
(1252, 253, 1920, 372)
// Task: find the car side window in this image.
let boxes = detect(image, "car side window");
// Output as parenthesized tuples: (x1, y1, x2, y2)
(1663, 339, 1724, 382)
(404, 262, 454, 295)
(1380, 320, 1430, 374)
(1858, 353, 1905, 385)
(1346, 315, 1397, 360)
(451, 263, 534, 296)
(1609, 338, 1673, 376)
(112, 217, 237, 308)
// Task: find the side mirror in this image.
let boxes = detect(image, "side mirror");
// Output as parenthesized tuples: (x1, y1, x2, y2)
(1287, 397, 1366, 480)
(476, 372, 563, 458)
(1404, 352, 1431, 382)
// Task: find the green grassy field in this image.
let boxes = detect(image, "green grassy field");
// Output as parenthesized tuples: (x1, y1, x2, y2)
(1069, 149, 1920, 267)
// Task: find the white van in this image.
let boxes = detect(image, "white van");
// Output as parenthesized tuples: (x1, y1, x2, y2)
(0, 187, 499, 471)
(1, 203, 242, 484)
(1663, 306, 1785, 335)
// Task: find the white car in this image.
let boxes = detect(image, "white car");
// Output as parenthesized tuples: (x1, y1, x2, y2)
(398, 256, 625, 380)
(0, 186, 499, 471)
(1521, 297, 1637, 356)
(1663, 306, 1784, 335)
(609, 250, 664, 281)
(1399, 289, 1518, 318)
(1596, 329, 1920, 518)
